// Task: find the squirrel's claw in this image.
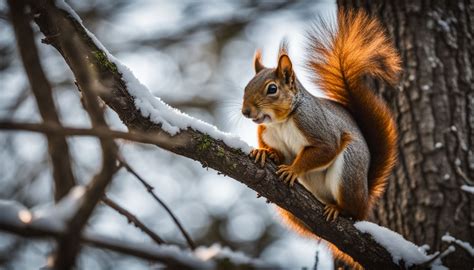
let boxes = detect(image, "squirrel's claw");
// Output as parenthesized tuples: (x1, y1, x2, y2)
(250, 149, 266, 167)
(276, 165, 298, 187)
(250, 148, 280, 167)
(323, 204, 340, 222)
(268, 152, 281, 164)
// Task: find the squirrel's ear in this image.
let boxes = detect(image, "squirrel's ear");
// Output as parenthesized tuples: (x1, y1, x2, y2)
(253, 49, 265, 73)
(276, 54, 294, 84)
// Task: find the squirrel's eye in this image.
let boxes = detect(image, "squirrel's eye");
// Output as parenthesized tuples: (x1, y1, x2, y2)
(266, 83, 278, 95)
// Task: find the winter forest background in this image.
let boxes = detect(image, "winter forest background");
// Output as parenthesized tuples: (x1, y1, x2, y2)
(0, 0, 472, 269)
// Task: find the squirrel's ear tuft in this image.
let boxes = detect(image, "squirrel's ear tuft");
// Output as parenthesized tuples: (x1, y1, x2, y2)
(253, 49, 265, 73)
(277, 54, 294, 85)
(278, 38, 289, 58)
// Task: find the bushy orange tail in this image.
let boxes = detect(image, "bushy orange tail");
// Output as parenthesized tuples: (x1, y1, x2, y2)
(306, 9, 400, 211)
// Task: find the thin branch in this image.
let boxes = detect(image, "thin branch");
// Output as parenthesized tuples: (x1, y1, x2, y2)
(102, 196, 167, 246)
(8, 0, 75, 201)
(117, 157, 196, 250)
(0, 121, 185, 150)
(455, 166, 474, 186)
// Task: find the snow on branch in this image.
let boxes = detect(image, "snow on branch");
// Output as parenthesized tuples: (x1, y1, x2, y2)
(354, 221, 448, 269)
(442, 233, 474, 257)
(32, 186, 86, 231)
(54, 0, 250, 153)
(460, 185, 474, 195)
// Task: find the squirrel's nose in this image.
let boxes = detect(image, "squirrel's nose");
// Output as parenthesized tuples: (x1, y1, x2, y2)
(242, 108, 251, 118)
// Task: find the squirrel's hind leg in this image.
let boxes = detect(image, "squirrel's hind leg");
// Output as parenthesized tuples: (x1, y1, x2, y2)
(336, 167, 370, 220)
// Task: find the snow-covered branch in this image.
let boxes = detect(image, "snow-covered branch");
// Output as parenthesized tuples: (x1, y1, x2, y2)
(354, 222, 448, 269)
(442, 234, 474, 257)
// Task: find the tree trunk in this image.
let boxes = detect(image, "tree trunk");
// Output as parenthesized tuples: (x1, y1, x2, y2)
(338, 0, 474, 268)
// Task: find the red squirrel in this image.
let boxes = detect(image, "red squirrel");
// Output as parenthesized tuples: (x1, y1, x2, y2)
(241, 9, 400, 268)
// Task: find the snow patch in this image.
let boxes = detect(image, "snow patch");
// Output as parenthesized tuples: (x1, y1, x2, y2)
(355, 221, 447, 269)
(84, 230, 213, 268)
(0, 186, 85, 232)
(55, 0, 251, 153)
(195, 243, 268, 267)
(31, 185, 86, 230)
(461, 185, 474, 195)
(0, 200, 31, 227)
(442, 233, 474, 257)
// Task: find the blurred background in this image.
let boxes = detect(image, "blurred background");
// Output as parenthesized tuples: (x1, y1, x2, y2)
(0, 0, 336, 268)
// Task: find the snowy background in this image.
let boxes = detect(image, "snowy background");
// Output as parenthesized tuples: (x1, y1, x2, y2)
(0, 0, 337, 269)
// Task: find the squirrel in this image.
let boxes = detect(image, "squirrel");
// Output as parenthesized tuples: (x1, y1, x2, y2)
(241, 9, 400, 268)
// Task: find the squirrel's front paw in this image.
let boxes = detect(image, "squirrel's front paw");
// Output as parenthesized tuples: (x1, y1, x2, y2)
(250, 148, 280, 167)
(276, 165, 298, 187)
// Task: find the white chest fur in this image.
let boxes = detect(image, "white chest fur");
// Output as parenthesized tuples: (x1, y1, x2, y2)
(261, 119, 309, 163)
(261, 119, 344, 205)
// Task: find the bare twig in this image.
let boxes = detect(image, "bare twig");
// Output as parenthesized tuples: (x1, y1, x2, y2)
(117, 157, 196, 250)
(8, 0, 75, 201)
(0, 121, 184, 150)
(102, 196, 166, 246)
(455, 166, 474, 186)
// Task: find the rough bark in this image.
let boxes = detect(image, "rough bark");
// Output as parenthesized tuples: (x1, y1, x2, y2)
(27, 0, 405, 269)
(338, 1, 474, 269)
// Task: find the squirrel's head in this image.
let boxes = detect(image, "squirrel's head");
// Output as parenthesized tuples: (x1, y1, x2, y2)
(242, 43, 297, 125)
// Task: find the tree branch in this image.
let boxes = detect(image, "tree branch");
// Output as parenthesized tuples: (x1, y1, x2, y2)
(102, 196, 167, 246)
(29, 1, 401, 269)
(8, 0, 75, 201)
(0, 121, 184, 149)
(117, 157, 196, 250)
